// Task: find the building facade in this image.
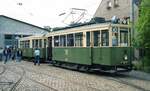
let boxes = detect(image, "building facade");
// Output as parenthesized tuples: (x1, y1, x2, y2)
(93, 0, 140, 59)
(0, 15, 49, 48)
(94, 0, 139, 22)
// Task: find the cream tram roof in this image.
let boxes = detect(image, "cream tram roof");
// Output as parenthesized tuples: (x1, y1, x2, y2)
(19, 23, 130, 41)
(19, 35, 46, 41)
(46, 23, 130, 37)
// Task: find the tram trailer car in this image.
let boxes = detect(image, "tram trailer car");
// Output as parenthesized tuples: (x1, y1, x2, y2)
(46, 23, 133, 72)
(19, 23, 133, 72)
(18, 35, 47, 62)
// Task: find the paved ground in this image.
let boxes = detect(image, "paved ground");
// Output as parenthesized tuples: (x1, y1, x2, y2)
(0, 60, 150, 91)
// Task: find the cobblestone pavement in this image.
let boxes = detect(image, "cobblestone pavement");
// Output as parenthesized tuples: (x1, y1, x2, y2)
(0, 61, 150, 91)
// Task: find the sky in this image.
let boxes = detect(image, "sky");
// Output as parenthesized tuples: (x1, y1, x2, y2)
(0, 0, 101, 28)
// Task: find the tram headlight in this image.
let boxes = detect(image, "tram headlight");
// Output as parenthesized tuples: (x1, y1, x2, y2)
(124, 55, 128, 61)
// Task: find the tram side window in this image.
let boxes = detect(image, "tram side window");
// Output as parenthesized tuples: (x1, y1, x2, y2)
(35, 39, 38, 47)
(32, 40, 38, 48)
(112, 27, 118, 46)
(120, 28, 128, 46)
(67, 34, 74, 46)
(86, 32, 90, 46)
(32, 40, 34, 48)
(39, 39, 42, 48)
(94, 31, 100, 46)
(25, 40, 30, 48)
(75, 33, 83, 47)
(20, 41, 23, 48)
(44, 39, 47, 48)
(54, 36, 59, 47)
(101, 30, 109, 46)
(60, 35, 66, 47)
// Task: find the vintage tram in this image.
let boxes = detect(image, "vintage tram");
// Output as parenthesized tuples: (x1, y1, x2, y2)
(18, 35, 47, 61)
(19, 23, 132, 72)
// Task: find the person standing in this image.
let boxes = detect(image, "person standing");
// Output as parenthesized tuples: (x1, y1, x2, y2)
(0, 47, 3, 61)
(16, 49, 22, 62)
(7, 48, 11, 60)
(11, 48, 16, 60)
(3, 48, 8, 64)
(34, 48, 40, 65)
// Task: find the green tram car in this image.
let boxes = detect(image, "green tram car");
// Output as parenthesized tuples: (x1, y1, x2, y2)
(19, 23, 132, 72)
(18, 35, 47, 61)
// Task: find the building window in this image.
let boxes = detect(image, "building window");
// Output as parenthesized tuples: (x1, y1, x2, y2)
(114, 0, 119, 7)
(5, 35, 12, 39)
(107, 1, 112, 9)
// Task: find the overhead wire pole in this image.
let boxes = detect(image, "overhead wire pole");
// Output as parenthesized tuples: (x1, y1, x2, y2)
(130, 0, 135, 68)
(132, 0, 135, 43)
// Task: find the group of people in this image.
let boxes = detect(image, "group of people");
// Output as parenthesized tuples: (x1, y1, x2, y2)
(0, 46, 41, 65)
(0, 47, 22, 64)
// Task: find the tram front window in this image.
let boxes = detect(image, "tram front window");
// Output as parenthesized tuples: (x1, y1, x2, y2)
(112, 27, 118, 46)
(120, 28, 128, 46)
(101, 30, 109, 46)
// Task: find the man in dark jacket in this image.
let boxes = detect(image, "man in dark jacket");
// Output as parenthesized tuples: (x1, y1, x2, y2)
(3, 48, 8, 64)
(16, 49, 22, 62)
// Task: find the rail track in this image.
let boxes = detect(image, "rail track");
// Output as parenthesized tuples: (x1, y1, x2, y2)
(20, 64, 150, 91)
(0, 65, 6, 75)
(1, 63, 149, 91)
(6, 65, 58, 91)
(18, 65, 102, 91)
(91, 71, 149, 91)
(9, 66, 25, 91)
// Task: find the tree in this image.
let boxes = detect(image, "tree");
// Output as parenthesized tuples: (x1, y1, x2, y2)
(136, 0, 150, 58)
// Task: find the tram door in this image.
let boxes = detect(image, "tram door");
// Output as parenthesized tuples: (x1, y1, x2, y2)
(47, 37, 52, 61)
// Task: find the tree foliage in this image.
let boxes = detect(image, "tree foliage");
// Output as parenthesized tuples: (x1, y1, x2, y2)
(136, 0, 150, 48)
(136, 0, 150, 59)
